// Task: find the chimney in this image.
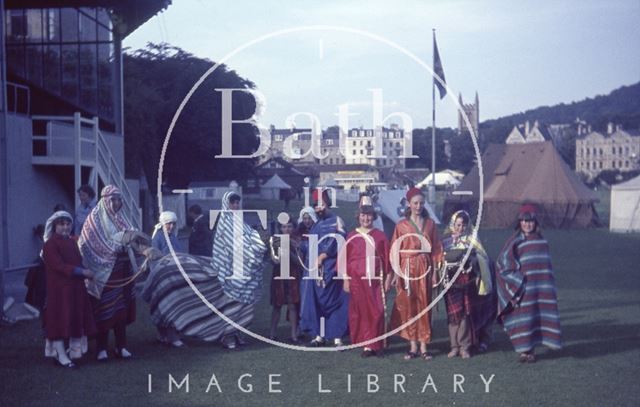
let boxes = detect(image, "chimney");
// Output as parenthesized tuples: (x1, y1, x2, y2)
(525, 121, 530, 136)
(607, 122, 614, 134)
(616, 124, 622, 132)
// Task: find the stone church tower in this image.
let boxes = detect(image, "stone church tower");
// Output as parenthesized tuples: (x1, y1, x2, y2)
(457, 92, 479, 138)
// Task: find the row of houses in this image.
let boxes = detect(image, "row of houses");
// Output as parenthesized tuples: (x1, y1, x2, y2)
(505, 119, 640, 180)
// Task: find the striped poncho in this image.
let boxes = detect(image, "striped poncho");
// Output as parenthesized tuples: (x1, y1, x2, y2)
(140, 253, 253, 341)
(78, 185, 133, 299)
(496, 231, 562, 353)
(211, 191, 267, 305)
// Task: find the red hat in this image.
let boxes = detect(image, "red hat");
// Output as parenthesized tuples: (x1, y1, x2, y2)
(312, 189, 331, 206)
(406, 187, 424, 202)
(518, 203, 537, 220)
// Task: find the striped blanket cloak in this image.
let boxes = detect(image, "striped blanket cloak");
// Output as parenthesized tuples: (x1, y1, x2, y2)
(78, 185, 133, 299)
(141, 254, 253, 341)
(442, 231, 496, 345)
(496, 231, 562, 353)
(211, 191, 267, 305)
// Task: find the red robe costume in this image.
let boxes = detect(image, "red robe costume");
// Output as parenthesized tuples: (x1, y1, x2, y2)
(389, 218, 442, 343)
(344, 228, 390, 351)
(42, 234, 95, 339)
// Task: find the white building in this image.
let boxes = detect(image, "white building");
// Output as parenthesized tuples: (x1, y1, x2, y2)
(576, 124, 640, 179)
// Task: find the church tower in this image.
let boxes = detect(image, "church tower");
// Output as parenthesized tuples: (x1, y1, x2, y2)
(457, 92, 479, 138)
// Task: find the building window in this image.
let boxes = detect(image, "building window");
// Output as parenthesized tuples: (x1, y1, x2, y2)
(586, 162, 590, 169)
(612, 147, 615, 154)
(5, 7, 115, 122)
(352, 150, 356, 155)
(599, 162, 603, 169)
(612, 161, 616, 168)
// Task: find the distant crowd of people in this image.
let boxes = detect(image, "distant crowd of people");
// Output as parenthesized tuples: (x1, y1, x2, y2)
(36, 183, 562, 368)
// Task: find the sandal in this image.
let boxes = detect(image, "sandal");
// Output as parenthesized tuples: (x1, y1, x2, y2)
(519, 352, 536, 363)
(403, 351, 420, 360)
(421, 352, 434, 361)
(447, 348, 459, 358)
(460, 350, 471, 359)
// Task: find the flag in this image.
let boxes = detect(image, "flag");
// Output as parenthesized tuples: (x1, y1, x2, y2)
(433, 34, 447, 99)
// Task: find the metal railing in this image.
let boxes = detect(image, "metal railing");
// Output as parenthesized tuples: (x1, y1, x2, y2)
(30, 113, 141, 230)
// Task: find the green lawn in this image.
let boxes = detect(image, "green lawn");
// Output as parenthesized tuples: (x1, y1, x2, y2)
(1, 201, 639, 406)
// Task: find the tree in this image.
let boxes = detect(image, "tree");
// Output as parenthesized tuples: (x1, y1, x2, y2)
(406, 127, 449, 170)
(124, 43, 261, 191)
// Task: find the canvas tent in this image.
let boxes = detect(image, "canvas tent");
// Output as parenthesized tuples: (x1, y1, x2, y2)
(416, 171, 462, 188)
(444, 142, 599, 228)
(610, 175, 640, 232)
(260, 174, 291, 199)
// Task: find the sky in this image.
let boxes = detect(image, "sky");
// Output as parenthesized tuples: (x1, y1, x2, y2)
(124, 0, 640, 130)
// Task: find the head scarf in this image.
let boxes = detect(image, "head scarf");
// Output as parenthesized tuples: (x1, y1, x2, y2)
(297, 206, 318, 224)
(152, 211, 178, 239)
(43, 211, 73, 242)
(211, 191, 266, 304)
(78, 185, 133, 298)
(447, 210, 472, 236)
(443, 209, 493, 295)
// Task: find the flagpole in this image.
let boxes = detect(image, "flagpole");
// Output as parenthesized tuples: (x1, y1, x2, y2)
(430, 29, 437, 205)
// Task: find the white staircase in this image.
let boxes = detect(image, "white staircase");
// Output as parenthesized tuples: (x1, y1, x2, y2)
(31, 112, 141, 230)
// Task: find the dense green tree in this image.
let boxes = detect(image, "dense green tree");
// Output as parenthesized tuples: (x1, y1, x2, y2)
(124, 43, 260, 191)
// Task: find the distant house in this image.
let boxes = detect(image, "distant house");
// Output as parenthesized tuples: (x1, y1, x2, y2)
(317, 164, 379, 192)
(249, 157, 306, 195)
(505, 121, 551, 144)
(576, 123, 640, 179)
(188, 181, 241, 201)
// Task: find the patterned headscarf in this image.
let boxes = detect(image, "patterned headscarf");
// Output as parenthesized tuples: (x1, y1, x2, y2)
(211, 191, 266, 304)
(78, 185, 133, 298)
(43, 211, 73, 242)
(447, 210, 473, 236)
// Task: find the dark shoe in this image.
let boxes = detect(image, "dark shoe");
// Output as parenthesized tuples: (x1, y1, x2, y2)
(222, 335, 238, 350)
(235, 334, 248, 346)
(307, 338, 325, 347)
(403, 351, 420, 360)
(360, 349, 376, 358)
(421, 352, 434, 361)
(53, 358, 76, 369)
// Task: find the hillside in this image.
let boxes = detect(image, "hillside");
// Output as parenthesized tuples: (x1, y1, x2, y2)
(479, 82, 640, 147)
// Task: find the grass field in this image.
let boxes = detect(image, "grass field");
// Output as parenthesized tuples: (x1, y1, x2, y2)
(1, 198, 639, 406)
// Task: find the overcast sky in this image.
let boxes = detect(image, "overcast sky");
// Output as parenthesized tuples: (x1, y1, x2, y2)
(124, 0, 640, 130)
